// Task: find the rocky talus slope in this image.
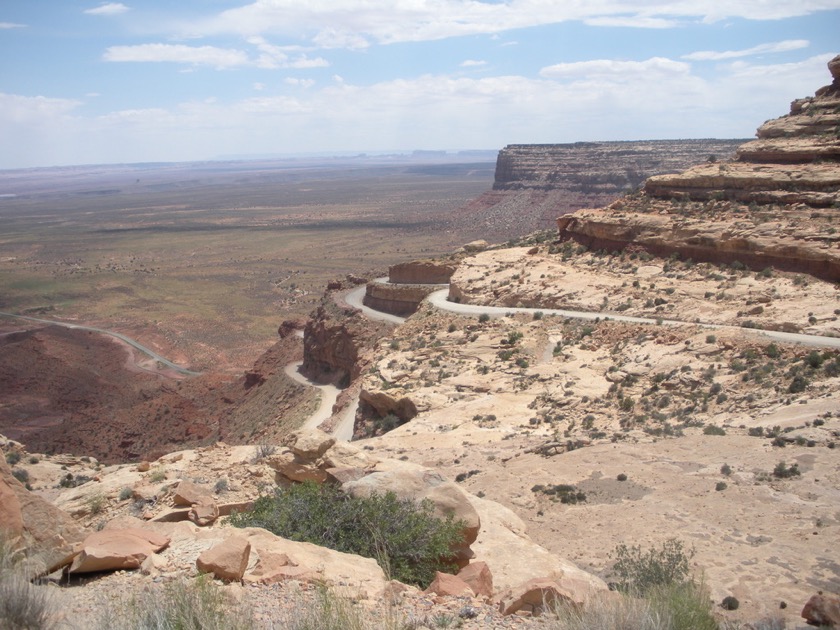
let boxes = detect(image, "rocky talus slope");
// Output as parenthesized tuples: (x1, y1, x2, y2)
(557, 55, 840, 282)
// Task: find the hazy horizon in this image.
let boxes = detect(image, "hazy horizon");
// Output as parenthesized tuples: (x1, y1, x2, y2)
(1, 1, 838, 169)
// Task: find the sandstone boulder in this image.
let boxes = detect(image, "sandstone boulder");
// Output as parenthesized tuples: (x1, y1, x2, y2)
(188, 499, 219, 527)
(286, 429, 335, 460)
(267, 450, 329, 484)
(69, 528, 170, 574)
(196, 536, 251, 582)
(173, 480, 212, 507)
(425, 571, 475, 597)
(802, 592, 840, 627)
(458, 561, 494, 599)
(463, 240, 489, 252)
(497, 576, 590, 617)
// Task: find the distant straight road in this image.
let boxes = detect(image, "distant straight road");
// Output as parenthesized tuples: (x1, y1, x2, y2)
(0, 311, 201, 376)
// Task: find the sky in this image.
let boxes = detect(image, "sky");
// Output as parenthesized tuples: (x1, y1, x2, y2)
(1, 1, 839, 169)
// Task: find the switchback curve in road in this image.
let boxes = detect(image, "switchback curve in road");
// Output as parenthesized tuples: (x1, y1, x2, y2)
(0, 310, 201, 375)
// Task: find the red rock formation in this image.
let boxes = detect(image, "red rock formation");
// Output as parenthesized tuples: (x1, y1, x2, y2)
(389, 260, 456, 284)
(558, 55, 840, 282)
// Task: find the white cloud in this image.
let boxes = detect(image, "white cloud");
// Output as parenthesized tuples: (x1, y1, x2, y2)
(1, 54, 835, 168)
(460, 59, 487, 67)
(84, 3, 130, 16)
(0, 92, 81, 123)
(248, 36, 329, 69)
(253, 82, 266, 91)
(0, 22, 26, 29)
(188, 1, 839, 47)
(285, 77, 316, 88)
(584, 16, 680, 28)
(683, 39, 810, 61)
(539, 57, 691, 81)
(104, 44, 250, 69)
(103, 41, 328, 70)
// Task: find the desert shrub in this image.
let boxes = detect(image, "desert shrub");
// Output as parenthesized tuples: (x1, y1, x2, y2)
(214, 479, 229, 494)
(5, 451, 21, 466)
(747, 427, 764, 437)
(87, 493, 106, 515)
(805, 351, 824, 369)
(58, 473, 93, 488)
(772, 462, 800, 478)
(617, 473, 628, 482)
(478, 313, 490, 323)
(0, 535, 55, 630)
(720, 463, 732, 476)
(533, 311, 543, 320)
(702, 425, 726, 436)
(228, 481, 464, 587)
(611, 538, 694, 595)
(721, 595, 740, 610)
(788, 375, 808, 393)
(252, 444, 276, 461)
(118, 487, 133, 501)
(11, 468, 29, 484)
(715, 482, 727, 491)
(148, 468, 167, 483)
(764, 343, 780, 359)
(96, 574, 253, 630)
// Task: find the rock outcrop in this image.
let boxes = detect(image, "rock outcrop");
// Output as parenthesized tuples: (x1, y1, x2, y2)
(557, 55, 840, 282)
(303, 299, 391, 387)
(363, 281, 440, 317)
(389, 260, 457, 285)
(0, 456, 86, 575)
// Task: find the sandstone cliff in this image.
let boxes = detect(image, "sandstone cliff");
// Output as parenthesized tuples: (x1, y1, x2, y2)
(446, 139, 742, 242)
(557, 55, 840, 281)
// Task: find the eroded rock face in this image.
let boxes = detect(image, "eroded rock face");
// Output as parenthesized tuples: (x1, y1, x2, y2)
(389, 260, 456, 285)
(0, 457, 86, 575)
(557, 56, 840, 282)
(303, 302, 390, 386)
(363, 282, 440, 317)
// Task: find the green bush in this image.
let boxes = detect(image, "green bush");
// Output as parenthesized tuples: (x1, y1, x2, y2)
(772, 462, 800, 479)
(702, 425, 726, 436)
(4, 451, 21, 466)
(611, 538, 694, 595)
(228, 481, 464, 587)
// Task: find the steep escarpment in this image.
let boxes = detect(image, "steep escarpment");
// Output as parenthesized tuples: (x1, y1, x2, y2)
(558, 55, 840, 281)
(446, 139, 742, 242)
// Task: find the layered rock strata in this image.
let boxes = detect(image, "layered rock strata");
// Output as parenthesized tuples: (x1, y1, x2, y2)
(557, 55, 840, 282)
(363, 281, 441, 317)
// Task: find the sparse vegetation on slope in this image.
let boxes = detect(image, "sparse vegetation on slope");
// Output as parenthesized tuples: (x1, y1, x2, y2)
(228, 481, 464, 587)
